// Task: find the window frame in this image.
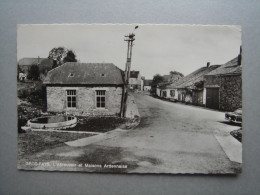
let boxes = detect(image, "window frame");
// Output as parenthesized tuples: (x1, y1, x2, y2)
(66, 89, 77, 109)
(96, 90, 106, 109)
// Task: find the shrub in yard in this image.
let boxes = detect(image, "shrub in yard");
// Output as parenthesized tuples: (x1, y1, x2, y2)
(27, 64, 40, 80)
(18, 116, 27, 133)
(18, 89, 30, 99)
(230, 128, 242, 142)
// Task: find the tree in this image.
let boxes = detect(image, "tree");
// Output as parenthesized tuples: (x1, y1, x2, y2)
(170, 70, 184, 77)
(27, 64, 40, 80)
(48, 47, 77, 68)
(151, 74, 164, 94)
(152, 74, 164, 86)
(63, 50, 77, 63)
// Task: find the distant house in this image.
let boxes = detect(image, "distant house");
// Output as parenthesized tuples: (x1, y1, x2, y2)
(162, 64, 220, 105)
(143, 79, 152, 91)
(156, 73, 182, 97)
(43, 63, 125, 116)
(204, 55, 242, 111)
(128, 70, 142, 90)
(17, 57, 54, 80)
(18, 72, 27, 81)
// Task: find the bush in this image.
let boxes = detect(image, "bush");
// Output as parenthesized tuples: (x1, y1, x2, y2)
(18, 89, 30, 99)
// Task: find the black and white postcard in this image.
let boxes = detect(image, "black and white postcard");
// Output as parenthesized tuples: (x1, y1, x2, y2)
(17, 24, 242, 174)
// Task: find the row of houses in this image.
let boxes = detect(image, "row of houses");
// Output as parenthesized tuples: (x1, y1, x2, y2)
(156, 53, 242, 111)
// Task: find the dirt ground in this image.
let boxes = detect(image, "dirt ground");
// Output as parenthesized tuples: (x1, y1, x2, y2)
(18, 131, 93, 159)
(67, 116, 128, 132)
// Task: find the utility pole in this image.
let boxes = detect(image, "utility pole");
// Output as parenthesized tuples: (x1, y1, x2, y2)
(120, 26, 138, 117)
(124, 33, 135, 85)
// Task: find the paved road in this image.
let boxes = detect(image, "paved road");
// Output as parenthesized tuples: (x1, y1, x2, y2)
(90, 93, 241, 174)
(20, 93, 242, 174)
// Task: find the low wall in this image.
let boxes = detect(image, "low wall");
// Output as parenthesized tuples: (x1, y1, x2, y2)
(124, 93, 140, 128)
(28, 116, 77, 130)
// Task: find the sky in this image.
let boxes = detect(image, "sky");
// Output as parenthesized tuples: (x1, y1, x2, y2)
(17, 24, 241, 79)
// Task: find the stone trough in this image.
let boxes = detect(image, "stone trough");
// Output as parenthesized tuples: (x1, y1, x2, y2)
(27, 115, 77, 130)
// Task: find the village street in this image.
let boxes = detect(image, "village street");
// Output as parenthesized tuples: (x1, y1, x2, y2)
(21, 92, 242, 174)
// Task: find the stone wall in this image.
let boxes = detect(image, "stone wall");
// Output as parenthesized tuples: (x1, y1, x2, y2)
(46, 86, 123, 116)
(205, 75, 242, 111)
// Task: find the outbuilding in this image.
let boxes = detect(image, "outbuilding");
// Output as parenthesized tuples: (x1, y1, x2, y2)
(43, 62, 125, 116)
(204, 55, 242, 111)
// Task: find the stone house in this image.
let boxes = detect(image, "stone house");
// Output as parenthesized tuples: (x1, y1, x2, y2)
(204, 55, 242, 111)
(128, 70, 142, 90)
(162, 64, 220, 105)
(176, 64, 220, 104)
(18, 57, 54, 81)
(43, 62, 125, 116)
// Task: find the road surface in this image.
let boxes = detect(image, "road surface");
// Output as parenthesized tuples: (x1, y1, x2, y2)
(20, 93, 242, 174)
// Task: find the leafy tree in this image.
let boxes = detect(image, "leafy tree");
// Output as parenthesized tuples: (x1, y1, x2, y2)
(152, 74, 164, 86)
(170, 70, 184, 77)
(63, 50, 77, 63)
(150, 74, 164, 95)
(27, 64, 40, 80)
(48, 47, 77, 68)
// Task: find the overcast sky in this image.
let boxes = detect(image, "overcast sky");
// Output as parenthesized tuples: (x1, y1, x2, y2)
(17, 24, 241, 79)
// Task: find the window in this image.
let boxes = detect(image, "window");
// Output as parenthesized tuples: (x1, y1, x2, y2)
(96, 90, 106, 108)
(170, 90, 175, 97)
(163, 91, 167, 97)
(67, 90, 76, 108)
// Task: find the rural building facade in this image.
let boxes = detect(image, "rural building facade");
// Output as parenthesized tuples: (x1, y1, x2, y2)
(143, 79, 152, 91)
(43, 63, 125, 116)
(204, 56, 242, 111)
(156, 52, 242, 112)
(18, 57, 54, 81)
(128, 71, 142, 90)
(174, 64, 220, 104)
(156, 73, 183, 98)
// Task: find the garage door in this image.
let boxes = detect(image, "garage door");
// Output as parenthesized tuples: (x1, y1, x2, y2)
(206, 88, 219, 109)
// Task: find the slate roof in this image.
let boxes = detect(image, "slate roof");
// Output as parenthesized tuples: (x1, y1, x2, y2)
(144, 79, 152, 86)
(43, 62, 124, 85)
(130, 71, 140, 78)
(158, 74, 183, 88)
(18, 58, 53, 72)
(206, 56, 242, 76)
(165, 65, 221, 89)
(162, 75, 172, 81)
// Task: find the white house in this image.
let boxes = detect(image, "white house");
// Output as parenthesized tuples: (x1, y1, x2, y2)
(128, 70, 142, 90)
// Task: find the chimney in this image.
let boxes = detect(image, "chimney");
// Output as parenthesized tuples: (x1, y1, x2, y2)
(207, 62, 210, 68)
(38, 56, 40, 65)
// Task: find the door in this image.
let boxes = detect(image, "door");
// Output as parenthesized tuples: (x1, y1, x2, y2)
(206, 88, 219, 109)
(193, 90, 203, 105)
